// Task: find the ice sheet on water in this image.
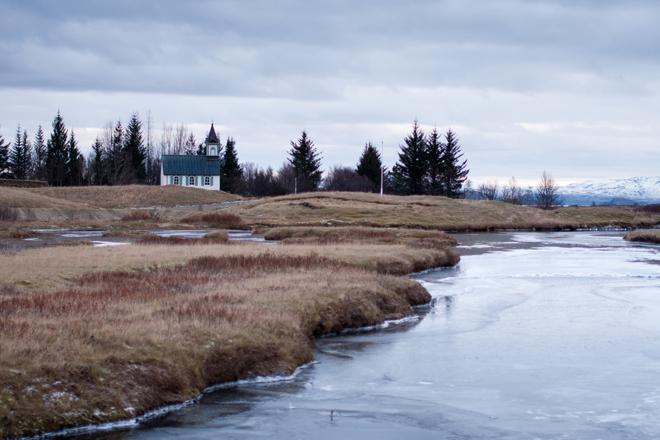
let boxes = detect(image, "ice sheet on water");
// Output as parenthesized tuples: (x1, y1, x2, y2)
(91, 241, 130, 248)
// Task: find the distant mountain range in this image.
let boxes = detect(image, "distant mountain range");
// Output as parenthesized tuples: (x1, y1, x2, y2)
(558, 176, 660, 206)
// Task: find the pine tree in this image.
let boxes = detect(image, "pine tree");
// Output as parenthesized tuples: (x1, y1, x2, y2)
(393, 121, 427, 195)
(441, 129, 469, 198)
(65, 130, 82, 186)
(32, 125, 47, 181)
(91, 138, 104, 185)
(46, 112, 68, 186)
(184, 132, 197, 155)
(426, 128, 445, 195)
(221, 136, 243, 193)
(123, 113, 146, 183)
(356, 142, 382, 193)
(108, 120, 124, 184)
(287, 131, 322, 193)
(0, 133, 9, 177)
(22, 130, 32, 179)
(9, 126, 32, 180)
(387, 163, 408, 195)
(196, 143, 206, 155)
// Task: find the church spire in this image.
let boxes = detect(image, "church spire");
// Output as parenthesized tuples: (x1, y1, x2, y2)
(206, 122, 220, 145)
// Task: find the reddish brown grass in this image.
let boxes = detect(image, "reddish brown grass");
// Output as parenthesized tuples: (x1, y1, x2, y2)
(263, 226, 458, 248)
(121, 210, 156, 222)
(0, 252, 429, 437)
(180, 212, 245, 228)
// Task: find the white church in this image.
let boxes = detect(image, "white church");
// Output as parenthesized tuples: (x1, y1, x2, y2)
(160, 123, 222, 191)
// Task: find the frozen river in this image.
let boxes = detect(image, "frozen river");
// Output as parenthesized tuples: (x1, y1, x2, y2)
(86, 231, 660, 439)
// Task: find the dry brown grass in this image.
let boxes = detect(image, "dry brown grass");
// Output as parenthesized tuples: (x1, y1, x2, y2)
(0, 187, 89, 209)
(624, 229, 660, 244)
(121, 210, 157, 222)
(0, 244, 435, 437)
(25, 185, 240, 208)
(263, 226, 458, 248)
(229, 192, 660, 231)
(180, 212, 245, 229)
(0, 241, 456, 296)
(136, 231, 229, 245)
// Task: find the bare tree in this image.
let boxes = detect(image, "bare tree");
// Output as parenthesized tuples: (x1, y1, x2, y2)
(500, 177, 524, 204)
(535, 171, 560, 209)
(322, 166, 372, 192)
(160, 124, 174, 155)
(173, 124, 187, 155)
(478, 180, 499, 200)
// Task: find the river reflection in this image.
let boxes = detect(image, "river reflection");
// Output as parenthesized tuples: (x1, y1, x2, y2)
(80, 232, 660, 440)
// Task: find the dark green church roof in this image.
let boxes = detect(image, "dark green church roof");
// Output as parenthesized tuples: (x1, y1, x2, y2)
(162, 155, 220, 176)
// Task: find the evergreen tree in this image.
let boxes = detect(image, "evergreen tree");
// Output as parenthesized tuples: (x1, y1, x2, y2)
(196, 143, 206, 155)
(46, 111, 68, 186)
(22, 130, 32, 179)
(441, 129, 469, 198)
(0, 133, 9, 177)
(425, 128, 445, 195)
(356, 142, 382, 193)
(387, 163, 408, 194)
(9, 126, 32, 180)
(393, 121, 427, 195)
(287, 131, 322, 193)
(221, 136, 243, 193)
(65, 130, 82, 186)
(108, 120, 124, 184)
(32, 125, 47, 181)
(184, 132, 197, 155)
(123, 113, 146, 182)
(91, 138, 104, 185)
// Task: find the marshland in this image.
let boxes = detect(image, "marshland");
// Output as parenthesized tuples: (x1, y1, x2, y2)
(1, 185, 659, 438)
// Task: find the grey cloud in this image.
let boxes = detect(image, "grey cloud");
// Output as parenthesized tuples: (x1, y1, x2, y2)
(2, 0, 660, 97)
(1, 0, 659, 181)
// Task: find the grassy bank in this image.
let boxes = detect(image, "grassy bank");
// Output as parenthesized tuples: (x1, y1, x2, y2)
(262, 226, 458, 248)
(0, 237, 456, 438)
(624, 229, 660, 244)
(24, 185, 240, 208)
(229, 192, 660, 231)
(0, 185, 240, 224)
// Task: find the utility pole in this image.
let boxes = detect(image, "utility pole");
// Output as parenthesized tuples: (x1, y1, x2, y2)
(380, 140, 384, 196)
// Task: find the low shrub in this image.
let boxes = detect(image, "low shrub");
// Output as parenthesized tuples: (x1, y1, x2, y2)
(121, 210, 156, 221)
(180, 212, 244, 228)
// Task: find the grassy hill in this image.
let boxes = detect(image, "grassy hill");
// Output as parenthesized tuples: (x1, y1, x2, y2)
(231, 192, 660, 231)
(25, 185, 240, 208)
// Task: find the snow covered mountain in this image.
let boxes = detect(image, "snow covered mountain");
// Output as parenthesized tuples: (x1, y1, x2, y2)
(558, 176, 660, 205)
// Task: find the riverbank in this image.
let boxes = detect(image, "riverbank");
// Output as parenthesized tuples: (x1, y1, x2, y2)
(0, 236, 457, 438)
(624, 229, 660, 244)
(2, 187, 659, 438)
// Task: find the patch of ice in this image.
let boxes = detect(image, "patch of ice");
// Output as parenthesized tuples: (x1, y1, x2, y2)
(91, 241, 130, 248)
(23, 362, 315, 439)
(61, 231, 104, 238)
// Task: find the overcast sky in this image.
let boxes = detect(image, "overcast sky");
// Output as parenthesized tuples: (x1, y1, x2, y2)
(1, 0, 659, 184)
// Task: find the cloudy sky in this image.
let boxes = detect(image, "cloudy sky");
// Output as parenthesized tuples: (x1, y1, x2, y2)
(1, 0, 659, 184)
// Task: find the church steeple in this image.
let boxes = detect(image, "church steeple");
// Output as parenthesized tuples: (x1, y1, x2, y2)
(205, 123, 220, 156)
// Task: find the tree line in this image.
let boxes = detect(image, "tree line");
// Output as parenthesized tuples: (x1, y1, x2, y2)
(471, 172, 560, 209)
(241, 121, 470, 198)
(0, 113, 475, 200)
